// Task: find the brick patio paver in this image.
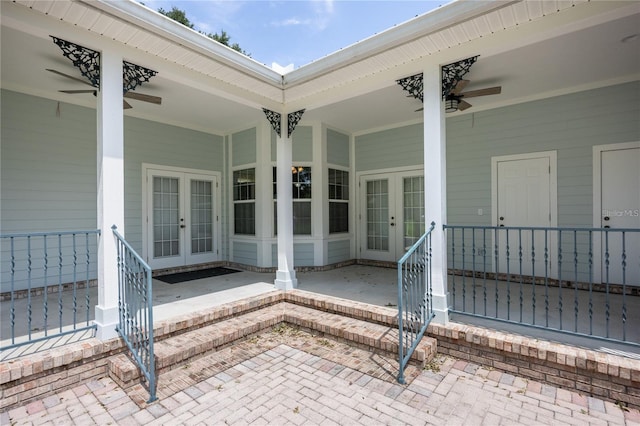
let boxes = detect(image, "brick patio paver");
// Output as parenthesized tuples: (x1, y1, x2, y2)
(4, 326, 639, 425)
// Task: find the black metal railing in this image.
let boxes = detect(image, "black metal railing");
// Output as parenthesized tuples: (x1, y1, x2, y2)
(444, 225, 639, 347)
(112, 226, 157, 403)
(397, 221, 436, 384)
(1, 230, 100, 350)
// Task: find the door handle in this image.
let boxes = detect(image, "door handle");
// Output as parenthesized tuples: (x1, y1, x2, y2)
(390, 223, 395, 227)
(180, 224, 186, 229)
(604, 216, 610, 221)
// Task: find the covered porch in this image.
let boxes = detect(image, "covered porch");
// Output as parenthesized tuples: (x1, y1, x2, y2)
(2, 262, 637, 358)
(2, 0, 640, 409)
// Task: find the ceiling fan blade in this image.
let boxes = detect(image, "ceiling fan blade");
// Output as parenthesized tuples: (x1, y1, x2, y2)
(457, 100, 473, 111)
(451, 79, 469, 95)
(123, 100, 133, 109)
(460, 86, 502, 98)
(124, 91, 162, 105)
(46, 69, 94, 87)
(59, 90, 97, 95)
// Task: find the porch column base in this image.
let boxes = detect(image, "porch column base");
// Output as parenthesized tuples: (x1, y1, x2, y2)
(94, 305, 119, 341)
(430, 293, 449, 325)
(275, 270, 297, 291)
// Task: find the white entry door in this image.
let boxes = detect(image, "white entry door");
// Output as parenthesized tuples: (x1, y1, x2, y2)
(359, 172, 424, 262)
(145, 168, 219, 269)
(494, 154, 554, 276)
(599, 145, 640, 285)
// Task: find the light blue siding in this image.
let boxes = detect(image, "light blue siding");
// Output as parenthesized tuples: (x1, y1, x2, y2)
(327, 240, 351, 264)
(294, 243, 315, 266)
(355, 123, 423, 172)
(124, 117, 224, 254)
(327, 129, 349, 167)
(232, 127, 256, 166)
(293, 126, 313, 162)
(233, 241, 258, 266)
(270, 126, 313, 163)
(1, 91, 98, 291)
(447, 81, 640, 228)
(0, 90, 225, 259)
(271, 243, 315, 267)
(1, 90, 97, 233)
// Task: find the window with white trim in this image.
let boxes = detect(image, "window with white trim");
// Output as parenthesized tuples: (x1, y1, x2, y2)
(233, 168, 255, 235)
(328, 168, 349, 234)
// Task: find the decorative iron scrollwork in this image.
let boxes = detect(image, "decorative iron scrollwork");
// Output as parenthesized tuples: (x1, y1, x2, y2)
(396, 73, 423, 103)
(441, 56, 478, 99)
(51, 36, 100, 88)
(123, 61, 157, 93)
(287, 109, 305, 138)
(263, 109, 306, 138)
(263, 108, 281, 137)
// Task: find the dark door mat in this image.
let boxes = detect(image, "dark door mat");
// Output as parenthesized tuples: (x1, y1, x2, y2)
(155, 267, 240, 284)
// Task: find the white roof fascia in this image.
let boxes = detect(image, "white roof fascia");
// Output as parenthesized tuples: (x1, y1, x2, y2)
(85, 0, 284, 87)
(284, 0, 517, 88)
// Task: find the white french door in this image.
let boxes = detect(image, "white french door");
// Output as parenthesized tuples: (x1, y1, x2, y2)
(359, 171, 424, 262)
(145, 167, 219, 269)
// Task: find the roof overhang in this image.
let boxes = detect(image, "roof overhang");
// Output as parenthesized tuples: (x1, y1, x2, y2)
(2, 0, 638, 134)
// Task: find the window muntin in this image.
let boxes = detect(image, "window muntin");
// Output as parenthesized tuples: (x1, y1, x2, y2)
(403, 176, 425, 248)
(328, 168, 349, 234)
(233, 168, 255, 235)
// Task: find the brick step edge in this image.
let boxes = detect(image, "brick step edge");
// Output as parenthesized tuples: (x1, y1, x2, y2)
(108, 305, 286, 388)
(284, 290, 399, 327)
(283, 302, 436, 365)
(109, 302, 435, 390)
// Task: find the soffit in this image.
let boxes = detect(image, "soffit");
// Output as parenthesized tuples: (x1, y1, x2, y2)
(282, 0, 621, 106)
(12, 0, 284, 104)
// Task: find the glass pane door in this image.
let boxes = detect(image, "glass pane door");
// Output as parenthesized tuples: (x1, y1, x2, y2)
(190, 179, 213, 255)
(403, 176, 425, 250)
(360, 171, 423, 263)
(153, 176, 180, 258)
(146, 168, 219, 270)
(366, 179, 390, 251)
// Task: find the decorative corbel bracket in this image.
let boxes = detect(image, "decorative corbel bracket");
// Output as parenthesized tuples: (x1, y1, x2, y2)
(287, 110, 305, 138)
(51, 36, 100, 88)
(123, 61, 158, 93)
(441, 56, 478, 98)
(263, 108, 306, 138)
(263, 108, 282, 136)
(396, 73, 423, 103)
(52, 37, 158, 94)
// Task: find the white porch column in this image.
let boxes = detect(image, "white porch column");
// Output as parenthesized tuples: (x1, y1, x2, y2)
(423, 64, 449, 324)
(275, 112, 297, 290)
(95, 48, 124, 340)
